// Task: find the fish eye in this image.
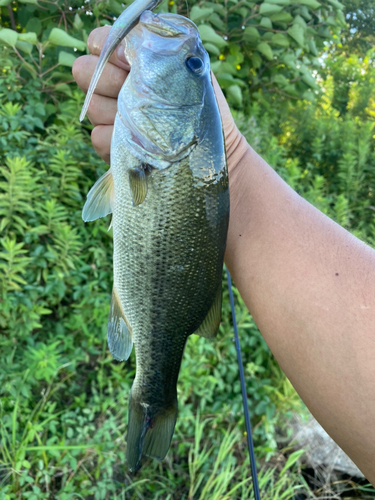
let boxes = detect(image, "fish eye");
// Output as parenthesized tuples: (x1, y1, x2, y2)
(186, 56, 204, 74)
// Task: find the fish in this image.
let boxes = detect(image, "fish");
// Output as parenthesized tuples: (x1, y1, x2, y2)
(81, 8, 229, 472)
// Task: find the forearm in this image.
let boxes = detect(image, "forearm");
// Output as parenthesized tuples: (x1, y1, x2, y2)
(225, 139, 375, 482)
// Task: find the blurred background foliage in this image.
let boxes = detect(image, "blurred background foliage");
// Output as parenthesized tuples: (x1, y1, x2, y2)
(0, 0, 375, 498)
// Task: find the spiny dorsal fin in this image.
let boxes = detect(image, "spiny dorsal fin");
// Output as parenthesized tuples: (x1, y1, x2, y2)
(82, 169, 114, 222)
(107, 287, 133, 361)
(129, 165, 150, 206)
(193, 287, 222, 339)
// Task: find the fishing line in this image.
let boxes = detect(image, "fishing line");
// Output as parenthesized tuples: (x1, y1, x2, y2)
(226, 267, 261, 500)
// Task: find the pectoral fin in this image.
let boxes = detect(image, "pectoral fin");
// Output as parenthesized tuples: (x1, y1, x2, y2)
(82, 169, 114, 222)
(193, 287, 222, 339)
(107, 287, 133, 361)
(129, 166, 148, 206)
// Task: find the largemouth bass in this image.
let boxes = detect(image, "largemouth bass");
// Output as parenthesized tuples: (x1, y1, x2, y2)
(82, 10, 229, 471)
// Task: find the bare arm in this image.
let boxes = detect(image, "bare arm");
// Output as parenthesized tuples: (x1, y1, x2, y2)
(73, 27, 375, 483)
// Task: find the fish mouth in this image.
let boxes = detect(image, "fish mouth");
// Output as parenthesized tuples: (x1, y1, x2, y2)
(140, 11, 196, 37)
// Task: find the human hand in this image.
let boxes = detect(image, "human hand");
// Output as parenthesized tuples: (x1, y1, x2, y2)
(72, 26, 246, 168)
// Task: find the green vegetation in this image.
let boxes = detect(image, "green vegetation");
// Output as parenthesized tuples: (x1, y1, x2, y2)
(1, 0, 375, 498)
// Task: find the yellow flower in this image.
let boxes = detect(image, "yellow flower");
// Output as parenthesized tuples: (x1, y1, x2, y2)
(236, 64, 241, 70)
(169, 0, 174, 4)
(219, 54, 225, 60)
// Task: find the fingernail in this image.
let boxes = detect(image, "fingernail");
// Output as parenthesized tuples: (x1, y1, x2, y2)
(117, 45, 127, 63)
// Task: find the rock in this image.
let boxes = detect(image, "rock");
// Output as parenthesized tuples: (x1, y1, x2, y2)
(290, 413, 364, 478)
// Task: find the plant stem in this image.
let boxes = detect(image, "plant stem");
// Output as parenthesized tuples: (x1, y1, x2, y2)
(7, 4, 16, 30)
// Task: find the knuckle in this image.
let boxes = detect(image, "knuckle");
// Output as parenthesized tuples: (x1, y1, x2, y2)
(72, 57, 83, 81)
(91, 125, 104, 148)
(88, 94, 101, 116)
(87, 26, 111, 55)
(87, 27, 101, 53)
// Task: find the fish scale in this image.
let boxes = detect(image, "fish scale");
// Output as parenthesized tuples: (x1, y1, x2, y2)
(82, 10, 229, 471)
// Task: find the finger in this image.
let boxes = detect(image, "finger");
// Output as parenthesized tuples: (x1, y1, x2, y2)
(91, 125, 113, 165)
(87, 94, 117, 127)
(87, 26, 130, 71)
(73, 55, 127, 98)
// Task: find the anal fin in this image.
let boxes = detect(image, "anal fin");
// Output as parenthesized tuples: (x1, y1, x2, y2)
(107, 287, 133, 361)
(193, 287, 222, 339)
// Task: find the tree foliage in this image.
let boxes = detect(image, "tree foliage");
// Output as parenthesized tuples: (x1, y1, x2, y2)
(339, 0, 375, 54)
(0, 0, 345, 114)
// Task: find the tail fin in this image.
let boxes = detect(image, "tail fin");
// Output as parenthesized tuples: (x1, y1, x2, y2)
(127, 391, 177, 472)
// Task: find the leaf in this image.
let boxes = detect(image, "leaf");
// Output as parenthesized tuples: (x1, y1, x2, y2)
(20, 62, 37, 78)
(18, 0, 37, 4)
(270, 12, 293, 23)
(326, 16, 337, 25)
(73, 14, 84, 30)
(210, 60, 222, 73)
(265, 0, 290, 4)
(216, 73, 245, 88)
(280, 449, 305, 476)
(190, 6, 214, 23)
(226, 85, 243, 107)
(283, 53, 297, 69)
(259, 2, 283, 15)
(243, 26, 260, 45)
(198, 25, 228, 48)
(301, 72, 318, 89)
(336, 9, 346, 27)
(260, 17, 273, 29)
(15, 41, 33, 54)
(294, 14, 307, 29)
(270, 33, 290, 48)
(109, 0, 124, 15)
(283, 83, 298, 96)
(308, 38, 318, 55)
(58, 51, 77, 68)
(257, 42, 273, 60)
(0, 29, 18, 47)
(0, 0, 11, 5)
(25, 18, 42, 36)
(208, 12, 226, 31)
(287, 24, 305, 46)
(273, 74, 288, 86)
(49, 28, 87, 51)
(251, 52, 262, 68)
(262, 32, 273, 41)
(204, 43, 221, 56)
(55, 83, 72, 96)
(293, 0, 321, 7)
(327, 0, 344, 8)
(298, 5, 312, 20)
(18, 32, 38, 44)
